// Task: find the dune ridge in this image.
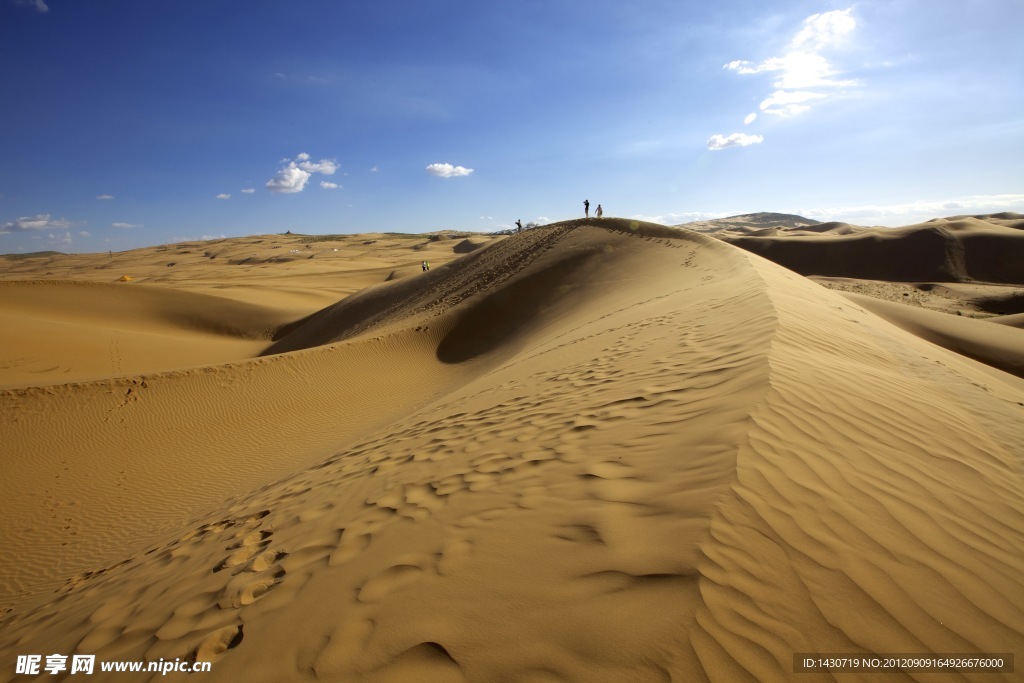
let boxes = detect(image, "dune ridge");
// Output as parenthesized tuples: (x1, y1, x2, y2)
(1, 219, 1022, 681)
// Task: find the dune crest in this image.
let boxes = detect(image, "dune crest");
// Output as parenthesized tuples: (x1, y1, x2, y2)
(1, 219, 1022, 681)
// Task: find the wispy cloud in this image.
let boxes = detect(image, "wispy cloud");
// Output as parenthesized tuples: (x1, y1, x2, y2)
(632, 211, 733, 225)
(112, 222, 141, 229)
(216, 193, 231, 200)
(96, 194, 115, 200)
(707, 133, 764, 151)
(266, 153, 338, 194)
(793, 193, 1024, 226)
(724, 9, 858, 118)
(16, 0, 49, 12)
(295, 152, 338, 175)
(426, 162, 474, 178)
(1, 214, 75, 234)
(241, 188, 255, 194)
(320, 181, 339, 189)
(49, 231, 73, 246)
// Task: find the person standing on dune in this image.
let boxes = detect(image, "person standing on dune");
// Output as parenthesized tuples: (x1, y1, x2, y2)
(596, 204, 603, 218)
(584, 199, 590, 217)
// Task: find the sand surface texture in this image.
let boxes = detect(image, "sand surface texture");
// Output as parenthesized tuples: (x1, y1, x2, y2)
(1, 219, 1022, 681)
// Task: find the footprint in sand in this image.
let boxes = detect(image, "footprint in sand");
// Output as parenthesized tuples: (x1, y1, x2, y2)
(356, 564, 425, 603)
(583, 460, 635, 480)
(329, 529, 372, 567)
(191, 623, 243, 663)
(218, 569, 285, 609)
(435, 537, 474, 576)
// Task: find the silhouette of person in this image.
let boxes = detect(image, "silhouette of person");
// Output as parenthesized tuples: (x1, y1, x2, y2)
(596, 204, 603, 218)
(584, 199, 590, 217)
(516, 220, 523, 233)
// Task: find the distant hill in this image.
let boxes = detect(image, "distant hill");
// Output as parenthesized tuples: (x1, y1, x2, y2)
(678, 212, 821, 234)
(0, 250, 66, 260)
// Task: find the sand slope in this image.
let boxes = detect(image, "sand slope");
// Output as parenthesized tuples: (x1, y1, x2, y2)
(1, 220, 1022, 682)
(721, 215, 1024, 284)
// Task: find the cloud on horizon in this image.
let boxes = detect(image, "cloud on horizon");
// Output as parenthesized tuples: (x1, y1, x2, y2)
(112, 222, 141, 229)
(707, 133, 764, 150)
(1, 214, 75, 234)
(426, 163, 474, 178)
(794, 193, 1024, 226)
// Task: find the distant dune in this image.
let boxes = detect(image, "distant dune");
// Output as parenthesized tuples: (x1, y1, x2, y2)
(718, 214, 1024, 284)
(1, 218, 1021, 682)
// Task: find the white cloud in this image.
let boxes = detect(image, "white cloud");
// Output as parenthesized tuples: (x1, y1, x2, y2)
(426, 163, 474, 178)
(370, 166, 379, 172)
(216, 193, 231, 200)
(96, 194, 115, 200)
(266, 153, 338, 193)
(320, 181, 339, 189)
(112, 222, 141, 229)
(16, 0, 49, 12)
(78, 231, 90, 237)
(707, 133, 764, 150)
(299, 158, 338, 174)
(267, 164, 311, 193)
(793, 193, 1024, 227)
(1, 214, 75, 232)
(632, 211, 732, 225)
(241, 188, 255, 194)
(723, 8, 858, 119)
(744, 112, 757, 125)
(791, 9, 856, 51)
(758, 89, 827, 116)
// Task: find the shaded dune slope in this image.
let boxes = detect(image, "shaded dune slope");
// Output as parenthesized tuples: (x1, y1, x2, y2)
(0, 281, 295, 387)
(1, 220, 1022, 682)
(723, 217, 1024, 284)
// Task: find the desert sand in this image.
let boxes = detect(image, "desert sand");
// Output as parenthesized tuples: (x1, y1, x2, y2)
(1, 217, 1022, 681)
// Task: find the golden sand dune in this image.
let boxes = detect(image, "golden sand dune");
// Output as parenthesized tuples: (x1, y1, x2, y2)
(721, 215, 1024, 284)
(1, 219, 1022, 681)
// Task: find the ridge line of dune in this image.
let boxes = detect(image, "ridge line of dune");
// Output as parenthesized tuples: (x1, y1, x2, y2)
(690, 253, 1024, 679)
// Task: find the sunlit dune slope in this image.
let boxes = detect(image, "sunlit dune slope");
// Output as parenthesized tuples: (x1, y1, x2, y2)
(1, 219, 1022, 682)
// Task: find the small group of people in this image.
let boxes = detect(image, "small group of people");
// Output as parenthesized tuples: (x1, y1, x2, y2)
(421, 260, 430, 271)
(583, 199, 603, 218)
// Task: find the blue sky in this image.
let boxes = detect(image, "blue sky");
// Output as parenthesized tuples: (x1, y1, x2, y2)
(1, 0, 1022, 253)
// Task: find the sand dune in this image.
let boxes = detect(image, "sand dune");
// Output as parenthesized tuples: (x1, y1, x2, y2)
(721, 215, 1024, 284)
(842, 292, 1024, 378)
(1, 219, 1022, 681)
